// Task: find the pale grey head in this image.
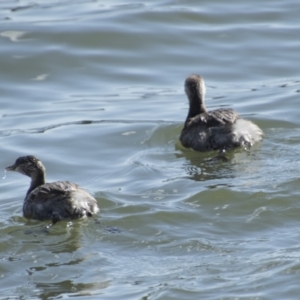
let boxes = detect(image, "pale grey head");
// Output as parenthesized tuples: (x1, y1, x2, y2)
(6, 155, 46, 178)
(184, 74, 206, 103)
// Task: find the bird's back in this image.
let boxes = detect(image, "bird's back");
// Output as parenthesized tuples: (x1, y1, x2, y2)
(185, 108, 239, 128)
(180, 108, 262, 151)
(23, 181, 99, 222)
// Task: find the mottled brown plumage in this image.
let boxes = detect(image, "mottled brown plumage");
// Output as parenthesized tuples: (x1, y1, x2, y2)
(180, 74, 263, 151)
(6, 156, 99, 224)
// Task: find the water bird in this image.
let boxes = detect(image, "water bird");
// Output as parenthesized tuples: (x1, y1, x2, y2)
(6, 155, 99, 225)
(180, 74, 263, 152)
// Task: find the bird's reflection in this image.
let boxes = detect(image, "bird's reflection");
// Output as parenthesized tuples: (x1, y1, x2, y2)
(175, 141, 249, 185)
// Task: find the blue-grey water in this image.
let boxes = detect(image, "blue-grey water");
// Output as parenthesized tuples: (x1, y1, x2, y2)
(1, 0, 300, 299)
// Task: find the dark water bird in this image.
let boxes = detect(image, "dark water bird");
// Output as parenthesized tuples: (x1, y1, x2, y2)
(180, 74, 263, 152)
(6, 155, 99, 225)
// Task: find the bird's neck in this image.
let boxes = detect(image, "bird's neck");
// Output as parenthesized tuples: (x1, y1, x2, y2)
(27, 172, 46, 197)
(187, 94, 207, 120)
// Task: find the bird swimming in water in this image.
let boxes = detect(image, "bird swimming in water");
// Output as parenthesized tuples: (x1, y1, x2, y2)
(180, 74, 263, 152)
(6, 155, 99, 225)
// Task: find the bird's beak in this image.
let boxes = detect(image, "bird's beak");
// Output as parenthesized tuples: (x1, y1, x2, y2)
(5, 164, 16, 171)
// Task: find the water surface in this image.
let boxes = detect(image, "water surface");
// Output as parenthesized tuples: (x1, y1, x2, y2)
(1, 0, 300, 299)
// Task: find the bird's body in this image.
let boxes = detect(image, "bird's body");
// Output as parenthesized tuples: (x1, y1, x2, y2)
(6, 156, 99, 224)
(180, 75, 263, 151)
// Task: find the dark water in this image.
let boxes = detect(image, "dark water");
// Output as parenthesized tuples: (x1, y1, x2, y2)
(1, 0, 300, 299)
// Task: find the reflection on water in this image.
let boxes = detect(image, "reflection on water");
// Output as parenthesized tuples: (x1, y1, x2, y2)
(175, 142, 263, 186)
(34, 280, 110, 299)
